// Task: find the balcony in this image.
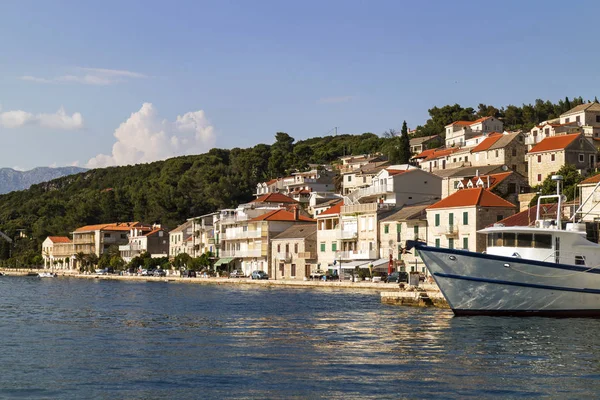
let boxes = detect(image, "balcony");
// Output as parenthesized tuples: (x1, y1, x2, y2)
(297, 252, 316, 259)
(341, 203, 378, 214)
(524, 136, 539, 146)
(219, 215, 250, 225)
(345, 183, 395, 204)
(337, 230, 358, 240)
(277, 252, 291, 262)
(220, 249, 263, 258)
(340, 250, 378, 260)
(433, 225, 459, 236)
(222, 230, 262, 240)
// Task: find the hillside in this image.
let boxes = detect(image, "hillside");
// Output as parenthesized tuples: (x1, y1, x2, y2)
(0, 132, 384, 263)
(0, 166, 87, 194)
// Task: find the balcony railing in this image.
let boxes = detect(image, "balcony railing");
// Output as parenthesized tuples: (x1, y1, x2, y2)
(337, 230, 358, 240)
(345, 183, 395, 203)
(222, 230, 262, 240)
(340, 250, 378, 260)
(433, 225, 459, 236)
(220, 249, 263, 258)
(297, 252, 316, 259)
(277, 252, 291, 262)
(219, 215, 250, 225)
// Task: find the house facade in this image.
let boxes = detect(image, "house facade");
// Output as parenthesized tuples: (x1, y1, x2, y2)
(427, 188, 516, 252)
(559, 102, 600, 139)
(410, 135, 440, 154)
(470, 132, 527, 176)
(119, 225, 169, 263)
(444, 117, 504, 147)
(270, 223, 317, 279)
(42, 236, 73, 269)
(526, 133, 597, 185)
(72, 222, 147, 258)
(169, 220, 194, 258)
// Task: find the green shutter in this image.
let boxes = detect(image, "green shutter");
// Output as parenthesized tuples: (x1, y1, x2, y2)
(332, 242, 337, 252)
(463, 237, 468, 250)
(384, 224, 389, 234)
(435, 238, 440, 248)
(435, 214, 440, 227)
(397, 223, 401, 233)
(448, 238, 454, 249)
(463, 211, 468, 225)
(320, 243, 325, 252)
(414, 225, 418, 236)
(449, 213, 454, 226)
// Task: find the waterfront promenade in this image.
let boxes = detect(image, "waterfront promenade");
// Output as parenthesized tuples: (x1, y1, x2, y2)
(0, 268, 449, 308)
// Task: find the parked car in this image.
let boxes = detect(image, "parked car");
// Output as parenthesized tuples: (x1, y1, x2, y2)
(153, 269, 166, 277)
(251, 270, 269, 280)
(309, 270, 325, 280)
(322, 271, 339, 281)
(182, 270, 197, 278)
(230, 270, 245, 278)
(386, 271, 409, 283)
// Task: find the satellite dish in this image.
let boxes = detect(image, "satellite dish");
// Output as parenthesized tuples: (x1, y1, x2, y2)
(501, 165, 509, 171)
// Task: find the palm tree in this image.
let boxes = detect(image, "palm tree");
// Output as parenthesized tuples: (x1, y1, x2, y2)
(75, 252, 86, 272)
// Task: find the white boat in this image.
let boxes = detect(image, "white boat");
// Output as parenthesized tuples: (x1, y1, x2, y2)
(38, 272, 57, 278)
(407, 175, 600, 317)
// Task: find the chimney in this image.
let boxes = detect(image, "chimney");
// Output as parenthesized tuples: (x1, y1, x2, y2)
(293, 205, 299, 221)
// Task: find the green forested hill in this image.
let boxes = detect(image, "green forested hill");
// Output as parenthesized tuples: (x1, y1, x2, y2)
(0, 132, 384, 262)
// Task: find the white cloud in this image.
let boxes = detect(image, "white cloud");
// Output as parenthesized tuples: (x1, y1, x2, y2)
(317, 95, 356, 104)
(20, 67, 147, 86)
(86, 103, 216, 168)
(0, 106, 83, 130)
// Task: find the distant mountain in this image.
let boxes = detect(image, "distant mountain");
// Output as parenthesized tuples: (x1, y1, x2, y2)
(0, 167, 87, 194)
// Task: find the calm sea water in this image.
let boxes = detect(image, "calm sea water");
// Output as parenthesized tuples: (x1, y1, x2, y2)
(0, 277, 598, 399)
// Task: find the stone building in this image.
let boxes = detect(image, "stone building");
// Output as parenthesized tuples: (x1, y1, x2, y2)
(271, 223, 317, 280)
(470, 132, 527, 176)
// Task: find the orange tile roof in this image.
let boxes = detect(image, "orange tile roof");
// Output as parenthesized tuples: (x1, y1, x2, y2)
(74, 222, 144, 232)
(459, 172, 513, 190)
(529, 133, 581, 154)
(386, 168, 413, 176)
(144, 228, 163, 237)
(423, 148, 458, 161)
(319, 200, 344, 216)
(448, 117, 491, 127)
(252, 192, 298, 204)
(412, 148, 437, 159)
(580, 173, 600, 185)
(471, 134, 504, 153)
(265, 178, 279, 185)
(48, 236, 71, 243)
(427, 188, 516, 209)
(489, 204, 558, 227)
(250, 209, 315, 222)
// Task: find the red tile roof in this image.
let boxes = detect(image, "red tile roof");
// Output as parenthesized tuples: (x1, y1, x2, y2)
(489, 204, 558, 227)
(448, 117, 491, 127)
(144, 228, 163, 237)
(412, 148, 437, 160)
(265, 178, 279, 185)
(252, 192, 298, 204)
(529, 133, 581, 154)
(580, 173, 600, 185)
(48, 236, 71, 243)
(423, 148, 459, 161)
(319, 201, 344, 216)
(459, 172, 513, 190)
(427, 188, 516, 209)
(386, 168, 413, 176)
(250, 209, 315, 222)
(471, 133, 504, 153)
(74, 222, 145, 232)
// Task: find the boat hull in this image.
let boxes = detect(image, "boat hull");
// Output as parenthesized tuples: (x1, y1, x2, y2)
(409, 242, 600, 317)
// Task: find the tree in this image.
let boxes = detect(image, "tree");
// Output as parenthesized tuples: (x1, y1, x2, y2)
(172, 253, 192, 270)
(75, 252, 86, 272)
(85, 253, 99, 272)
(531, 164, 584, 206)
(397, 121, 411, 164)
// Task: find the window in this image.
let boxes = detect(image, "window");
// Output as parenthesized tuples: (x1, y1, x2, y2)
(384, 224, 389, 234)
(320, 242, 325, 252)
(508, 183, 517, 194)
(347, 175, 352, 182)
(545, 128, 550, 137)
(465, 156, 468, 162)
(414, 225, 419, 237)
(453, 181, 459, 189)
(565, 118, 570, 123)
(291, 264, 296, 277)
(511, 164, 517, 172)
(463, 237, 468, 250)
(579, 154, 585, 162)
(575, 256, 586, 265)
(537, 174, 542, 182)
(551, 154, 555, 162)
(279, 263, 284, 275)
(495, 150, 499, 157)
(533, 234, 552, 249)
(332, 242, 337, 252)
(512, 148, 517, 157)
(537, 155, 542, 163)
(497, 215, 504, 222)
(285, 244, 289, 253)
(503, 233, 516, 247)
(435, 214, 440, 227)
(369, 242, 374, 251)
(435, 238, 440, 248)
(517, 233, 533, 247)
(449, 213, 454, 227)
(463, 212, 468, 225)
(277, 244, 281, 252)
(448, 238, 454, 249)
(294, 243, 298, 253)
(104, 233, 111, 238)
(597, 115, 600, 123)
(576, 116, 581, 123)
(533, 130, 538, 137)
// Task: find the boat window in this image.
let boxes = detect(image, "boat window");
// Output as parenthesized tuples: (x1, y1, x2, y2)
(493, 232, 503, 247)
(487, 234, 494, 247)
(517, 233, 533, 247)
(534, 234, 552, 249)
(575, 255, 586, 266)
(503, 233, 516, 247)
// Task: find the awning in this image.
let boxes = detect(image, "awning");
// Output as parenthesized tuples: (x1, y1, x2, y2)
(213, 257, 235, 267)
(359, 258, 389, 270)
(336, 260, 367, 269)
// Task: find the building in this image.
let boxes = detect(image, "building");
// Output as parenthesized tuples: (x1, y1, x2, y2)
(559, 102, 600, 139)
(470, 132, 527, 176)
(577, 174, 600, 223)
(444, 117, 504, 147)
(72, 222, 148, 259)
(344, 165, 442, 206)
(310, 197, 343, 217)
(315, 201, 343, 268)
(525, 120, 580, 150)
(427, 188, 516, 252)
(449, 171, 530, 206)
(41, 236, 73, 269)
(271, 223, 317, 280)
(379, 204, 430, 275)
(119, 225, 169, 263)
(526, 133, 597, 185)
(437, 165, 507, 199)
(220, 206, 314, 277)
(410, 135, 440, 154)
(169, 220, 194, 258)
(189, 212, 218, 257)
(340, 160, 390, 195)
(255, 168, 336, 203)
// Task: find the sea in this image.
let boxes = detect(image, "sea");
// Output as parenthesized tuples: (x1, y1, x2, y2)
(1, 276, 598, 399)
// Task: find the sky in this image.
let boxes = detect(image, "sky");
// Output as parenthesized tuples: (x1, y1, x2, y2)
(1, 0, 600, 170)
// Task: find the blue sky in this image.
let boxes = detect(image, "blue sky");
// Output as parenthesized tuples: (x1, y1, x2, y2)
(1, 0, 599, 169)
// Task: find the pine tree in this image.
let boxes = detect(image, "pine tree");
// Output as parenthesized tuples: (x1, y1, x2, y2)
(397, 121, 411, 164)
